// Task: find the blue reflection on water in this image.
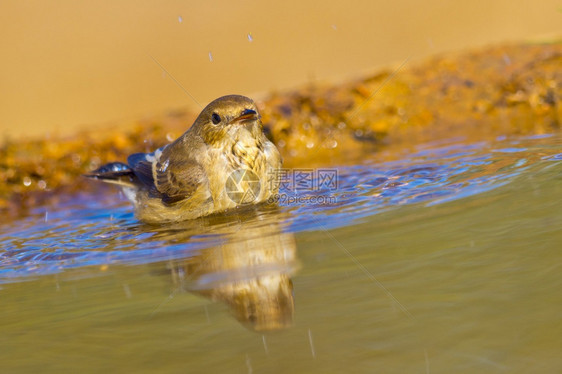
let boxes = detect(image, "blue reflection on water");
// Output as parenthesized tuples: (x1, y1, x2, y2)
(0, 134, 559, 281)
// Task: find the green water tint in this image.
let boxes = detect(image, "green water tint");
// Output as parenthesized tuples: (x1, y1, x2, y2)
(1, 134, 561, 372)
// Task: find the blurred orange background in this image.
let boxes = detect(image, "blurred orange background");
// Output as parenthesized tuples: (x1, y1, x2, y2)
(1, 0, 560, 139)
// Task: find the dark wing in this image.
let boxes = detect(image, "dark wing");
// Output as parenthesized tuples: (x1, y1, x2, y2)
(154, 159, 207, 205)
(128, 148, 207, 205)
(127, 152, 156, 188)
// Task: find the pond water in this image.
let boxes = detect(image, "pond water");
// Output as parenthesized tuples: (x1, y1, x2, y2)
(1, 133, 561, 373)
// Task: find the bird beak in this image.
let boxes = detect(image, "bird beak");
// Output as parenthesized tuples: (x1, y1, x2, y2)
(231, 108, 258, 124)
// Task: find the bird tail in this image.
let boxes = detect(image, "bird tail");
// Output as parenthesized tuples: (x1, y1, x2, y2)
(84, 162, 137, 187)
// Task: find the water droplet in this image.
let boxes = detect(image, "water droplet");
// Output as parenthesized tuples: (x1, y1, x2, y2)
(178, 16, 183, 23)
(262, 335, 269, 356)
(160, 159, 170, 172)
(306, 141, 315, 149)
(71, 153, 81, 165)
(90, 156, 101, 169)
(247, 33, 253, 42)
(23, 177, 31, 187)
(208, 51, 213, 62)
(503, 53, 512, 66)
(123, 283, 132, 298)
(166, 133, 175, 142)
(204, 304, 211, 323)
(38, 180, 47, 189)
(308, 328, 316, 359)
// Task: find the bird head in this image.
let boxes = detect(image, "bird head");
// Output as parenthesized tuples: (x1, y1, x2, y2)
(192, 95, 264, 147)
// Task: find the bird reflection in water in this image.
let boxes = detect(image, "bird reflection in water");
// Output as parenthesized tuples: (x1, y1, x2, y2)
(153, 208, 298, 331)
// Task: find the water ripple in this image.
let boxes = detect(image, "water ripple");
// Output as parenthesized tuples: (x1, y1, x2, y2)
(0, 134, 560, 281)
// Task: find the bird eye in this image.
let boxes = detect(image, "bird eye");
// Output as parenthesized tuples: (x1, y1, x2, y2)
(211, 113, 221, 125)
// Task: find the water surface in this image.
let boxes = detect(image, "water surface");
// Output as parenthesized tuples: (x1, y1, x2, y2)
(1, 134, 561, 373)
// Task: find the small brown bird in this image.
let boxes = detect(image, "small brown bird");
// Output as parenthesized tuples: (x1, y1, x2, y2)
(86, 95, 282, 223)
